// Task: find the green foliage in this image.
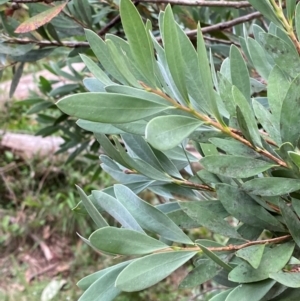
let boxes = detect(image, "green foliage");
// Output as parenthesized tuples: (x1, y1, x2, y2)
(54, 0, 300, 299)
(4, 0, 300, 300)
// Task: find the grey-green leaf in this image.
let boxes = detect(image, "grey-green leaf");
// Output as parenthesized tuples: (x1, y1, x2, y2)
(92, 190, 144, 233)
(280, 74, 300, 147)
(76, 186, 108, 228)
(279, 200, 300, 248)
(225, 279, 275, 301)
(146, 115, 202, 151)
(180, 201, 241, 239)
(114, 184, 193, 244)
(217, 184, 286, 232)
(201, 155, 275, 178)
(89, 227, 167, 255)
(228, 242, 295, 283)
(230, 45, 250, 101)
(270, 271, 300, 288)
(242, 178, 300, 196)
(120, 0, 156, 86)
(115, 251, 197, 291)
(236, 244, 265, 269)
(78, 264, 125, 301)
(56, 93, 169, 123)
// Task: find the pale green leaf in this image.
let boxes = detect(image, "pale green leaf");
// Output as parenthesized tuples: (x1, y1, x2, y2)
(225, 280, 275, 301)
(76, 186, 108, 228)
(91, 191, 144, 233)
(236, 244, 265, 269)
(296, 3, 300, 40)
(114, 184, 193, 244)
(115, 251, 197, 291)
(270, 271, 300, 288)
(120, 0, 156, 86)
(89, 227, 167, 255)
(56, 93, 169, 123)
(146, 115, 202, 151)
(230, 45, 250, 101)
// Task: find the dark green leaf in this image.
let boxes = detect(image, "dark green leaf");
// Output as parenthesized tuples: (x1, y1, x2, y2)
(200, 155, 275, 178)
(146, 115, 202, 151)
(115, 251, 197, 291)
(242, 178, 300, 196)
(56, 93, 169, 123)
(89, 227, 167, 255)
(11, 48, 54, 62)
(228, 242, 295, 283)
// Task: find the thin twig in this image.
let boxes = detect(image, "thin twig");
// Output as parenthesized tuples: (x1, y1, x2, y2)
(157, 235, 291, 253)
(137, 0, 251, 8)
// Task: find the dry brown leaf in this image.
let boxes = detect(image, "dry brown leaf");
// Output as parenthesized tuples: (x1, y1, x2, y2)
(15, 2, 67, 33)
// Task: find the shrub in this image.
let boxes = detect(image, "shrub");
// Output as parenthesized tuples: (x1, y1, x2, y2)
(57, 0, 300, 300)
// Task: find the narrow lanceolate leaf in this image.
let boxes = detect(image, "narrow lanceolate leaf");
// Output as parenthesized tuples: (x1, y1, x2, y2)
(163, 6, 189, 102)
(280, 74, 300, 147)
(114, 185, 193, 244)
(76, 186, 108, 228)
(230, 45, 250, 101)
(232, 86, 262, 147)
(180, 202, 241, 239)
(197, 25, 224, 124)
(279, 201, 300, 248)
(145, 116, 202, 151)
(268, 65, 290, 131)
(270, 271, 300, 288)
(56, 93, 169, 123)
(242, 178, 300, 196)
(120, 0, 156, 86)
(78, 264, 125, 301)
(229, 242, 295, 283)
(77, 261, 133, 291)
(200, 155, 275, 178)
(91, 191, 144, 233)
(225, 280, 276, 301)
(115, 251, 197, 292)
(80, 54, 112, 86)
(216, 184, 286, 232)
(15, 2, 67, 33)
(89, 227, 167, 255)
(247, 0, 282, 27)
(296, 3, 300, 40)
(236, 245, 265, 269)
(9, 62, 25, 98)
(289, 151, 300, 168)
